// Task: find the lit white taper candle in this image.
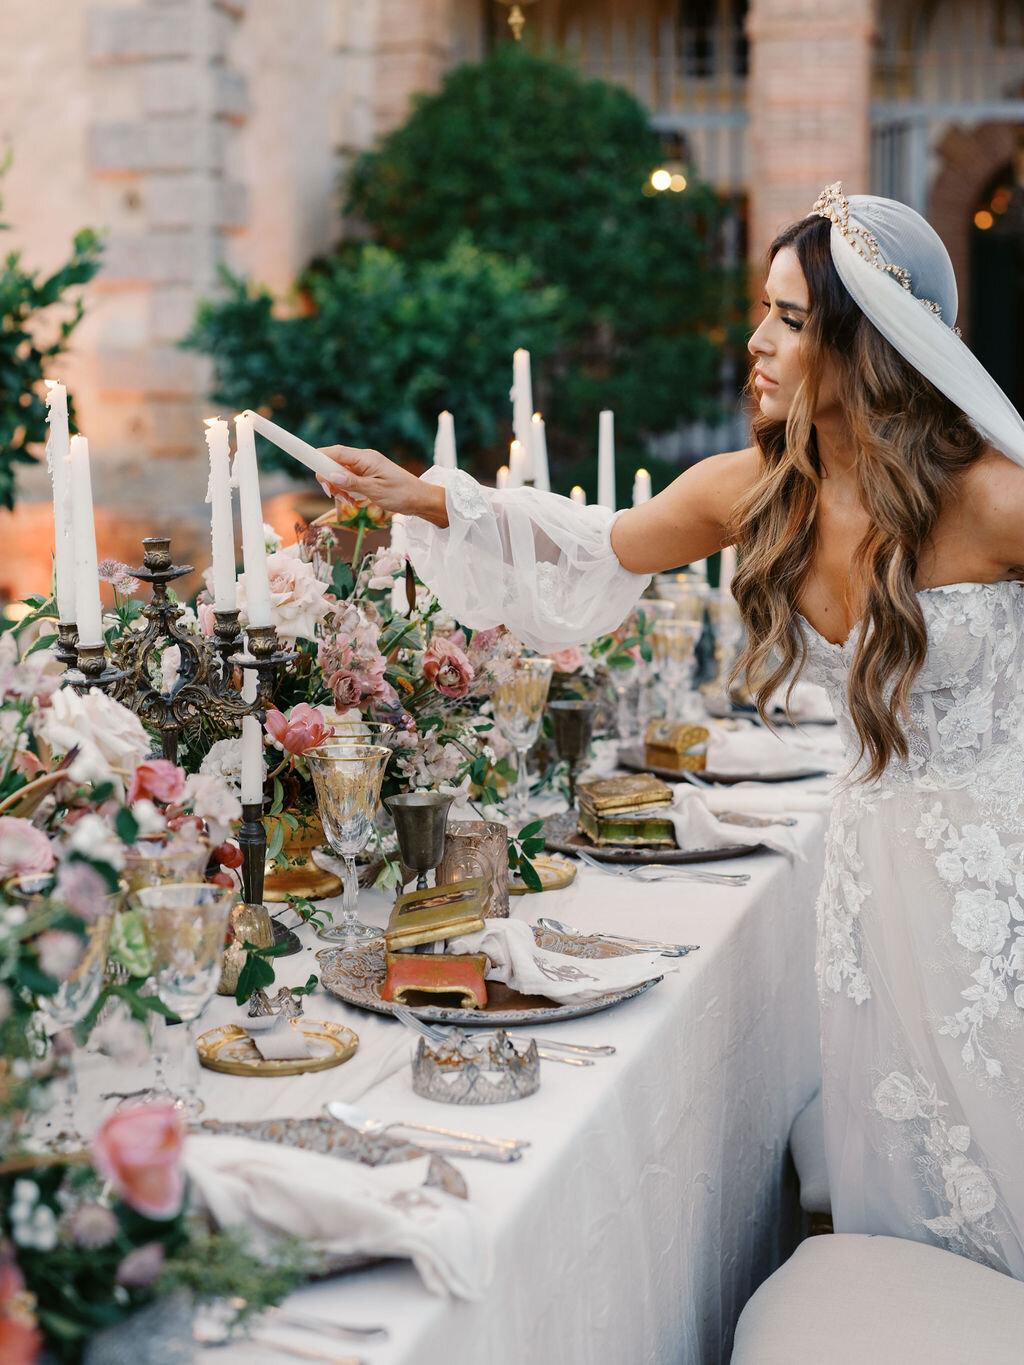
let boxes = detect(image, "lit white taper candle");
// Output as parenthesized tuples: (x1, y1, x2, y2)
(530, 412, 550, 492)
(67, 435, 103, 647)
(511, 349, 534, 479)
(204, 418, 236, 611)
(44, 381, 75, 622)
(433, 411, 458, 469)
(496, 465, 510, 490)
(720, 545, 737, 593)
(508, 440, 528, 489)
(597, 409, 616, 510)
(389, 513, 409, 614)
(232, 413, 273, 628)
(570, 485, 586, 505)
(632, 467, 652, 505)
(240, 663, 264, 805)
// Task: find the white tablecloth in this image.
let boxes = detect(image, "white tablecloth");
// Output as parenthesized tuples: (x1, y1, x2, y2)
(181, 804, 826, 1365)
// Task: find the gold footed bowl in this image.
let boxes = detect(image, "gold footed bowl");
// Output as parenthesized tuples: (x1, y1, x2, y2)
(263, 813, 342, 902)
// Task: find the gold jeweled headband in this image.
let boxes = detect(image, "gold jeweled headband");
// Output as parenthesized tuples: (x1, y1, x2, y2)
(812, 181, 956, 329)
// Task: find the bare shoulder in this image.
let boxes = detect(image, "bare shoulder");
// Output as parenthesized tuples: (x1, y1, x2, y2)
(961, 447, 1024, 528)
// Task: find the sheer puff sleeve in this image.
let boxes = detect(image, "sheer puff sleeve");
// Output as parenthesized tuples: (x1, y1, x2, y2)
(404, 467, 652, 654)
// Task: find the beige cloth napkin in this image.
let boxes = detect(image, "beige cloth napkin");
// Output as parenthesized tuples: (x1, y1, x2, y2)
(185, 1134, 491, 1300)
(704, 722, 838, 777)
(667, 786, 804, 860)
(245, 1016, 314, 1062)
(447, 919, 669, 1004)
(699, 779, 835, 816)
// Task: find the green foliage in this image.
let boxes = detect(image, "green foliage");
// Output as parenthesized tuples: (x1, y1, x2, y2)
(185, 235, 564, 476)
(347, 43, 744, 480)
(0, 158, 102, 510)
(509, 817, 546, 892)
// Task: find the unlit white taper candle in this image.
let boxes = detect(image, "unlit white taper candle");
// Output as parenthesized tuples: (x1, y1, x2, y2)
(233, 413, 273, 628)
(511, 349, 534, 478)
(68, 435, 103, 647)
(44, 381, 75, 622)
(597, 410, 615, 510)
(245, 411, 359, 490)
(204, 418, 236, 611)
(240, 664, 264, 806)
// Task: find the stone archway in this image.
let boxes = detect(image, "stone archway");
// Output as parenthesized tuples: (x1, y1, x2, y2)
(929, 121, 1022, 343)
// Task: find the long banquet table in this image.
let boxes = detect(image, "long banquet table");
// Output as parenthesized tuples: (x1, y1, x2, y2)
(188, 799, 827, 1365)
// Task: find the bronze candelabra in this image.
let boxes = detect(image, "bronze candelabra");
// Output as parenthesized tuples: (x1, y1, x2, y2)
(58, 537, 296, 937)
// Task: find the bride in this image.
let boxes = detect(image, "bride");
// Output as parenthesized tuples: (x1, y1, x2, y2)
(318, 183, 1024, 1278)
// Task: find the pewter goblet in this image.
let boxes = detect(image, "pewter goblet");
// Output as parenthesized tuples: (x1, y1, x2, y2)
(548, 699, 597, 809)
(307, 742, 391, 944)
(491, 657, 555, 819)
(385, 791, 456, 890)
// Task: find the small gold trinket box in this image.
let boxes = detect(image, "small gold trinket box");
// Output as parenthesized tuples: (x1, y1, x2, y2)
(644, 720, 709, 772)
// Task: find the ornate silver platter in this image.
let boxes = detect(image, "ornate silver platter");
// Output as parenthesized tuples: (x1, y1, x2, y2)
(542, 808, 762, 865)
(318, 929, 662, 1027)
(618, 747, 828, 785)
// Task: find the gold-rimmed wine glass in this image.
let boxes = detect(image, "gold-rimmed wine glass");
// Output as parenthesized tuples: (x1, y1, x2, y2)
(135, 882, 236, 1117)
(307, 742, 391, 944)
(491, 657, 555, 820)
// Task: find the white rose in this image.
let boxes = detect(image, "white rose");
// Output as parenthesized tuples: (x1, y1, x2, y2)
(951, 888, 1011, 957)
(184, 772, 242, 845)
(236, 546, 333, 644)
(39, 686, 150, 794)
(872, 1071, 921, 1122)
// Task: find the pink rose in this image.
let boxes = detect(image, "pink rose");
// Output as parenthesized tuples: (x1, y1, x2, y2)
(127, 760, 187, 807)
(92, 1103, 186, 1221)
(422, 636, 475, 700)
(264, 704, 333, 756)
(551, 646, 584, 673)
(196, 601, 216, 636)
(0, 818, 55, 877)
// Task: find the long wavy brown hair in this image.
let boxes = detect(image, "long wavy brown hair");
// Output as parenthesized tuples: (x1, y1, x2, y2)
(730, 215, 986, 780)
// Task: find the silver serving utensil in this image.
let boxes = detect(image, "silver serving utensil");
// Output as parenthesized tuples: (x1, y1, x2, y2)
(575, 847, 749, 886)
(194, 1319, 364, 1363)
(391, 1001, 594, 1067)
(537, 915, 699, 957)
(264, 1308, 388, 1343)
(325, 1100, 525, 1160)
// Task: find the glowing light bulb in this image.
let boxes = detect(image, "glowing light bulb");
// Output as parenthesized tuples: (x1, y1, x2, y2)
(650, 169, 672, 192)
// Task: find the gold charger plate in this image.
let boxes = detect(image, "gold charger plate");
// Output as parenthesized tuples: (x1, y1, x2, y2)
(509, 853, 577, 896)
(196, 1019, 359, 1077)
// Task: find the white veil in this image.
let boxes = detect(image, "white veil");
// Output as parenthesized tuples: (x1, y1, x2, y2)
(812, 182, 1024, 467)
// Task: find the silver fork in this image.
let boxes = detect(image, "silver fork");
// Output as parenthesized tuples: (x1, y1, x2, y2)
(537, 916, 699, 957)
(575, 848, 750, 886)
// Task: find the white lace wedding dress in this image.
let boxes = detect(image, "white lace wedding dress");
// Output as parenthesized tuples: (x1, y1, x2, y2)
(406, 471, 1024, 1278)
(802, 580, 1024, 1278)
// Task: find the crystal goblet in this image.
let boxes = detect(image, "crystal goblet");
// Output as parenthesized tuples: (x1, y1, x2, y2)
(122, 835, 211, 894)
(135, 882, 237, 1118)
(548, 699, 597, 809)
(491, 657, 555, 820)
(651, 618, 703, 722)
(307, 742, 391, 944)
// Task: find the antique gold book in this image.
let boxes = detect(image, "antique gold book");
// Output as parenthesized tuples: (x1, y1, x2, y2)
(576, 773, 673, 815)
(384, 877, 487, 952)
(577, 805, 677, 848)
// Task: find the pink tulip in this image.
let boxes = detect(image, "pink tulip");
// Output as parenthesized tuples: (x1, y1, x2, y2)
(92, 1103, 185, 1221)
(422, 636, 475, 700)
(127, 759, 187, 807)
(264, 703, 333, 756)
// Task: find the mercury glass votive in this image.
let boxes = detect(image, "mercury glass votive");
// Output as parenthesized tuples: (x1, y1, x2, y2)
(437, 820, 509, 919)
(307, 742, 391, 944)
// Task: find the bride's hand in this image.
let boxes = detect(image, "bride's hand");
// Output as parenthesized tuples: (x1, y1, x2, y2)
(316, 445, 448, 526)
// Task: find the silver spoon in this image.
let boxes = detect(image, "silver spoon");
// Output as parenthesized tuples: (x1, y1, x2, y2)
(575, 848, 749, 886)
(537, 915, 699, 956)
(325, 1100, 525, 1160)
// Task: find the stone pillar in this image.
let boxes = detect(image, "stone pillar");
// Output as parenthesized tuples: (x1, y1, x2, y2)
(374, 0, 454, 135)
(746, 0, 874, 265)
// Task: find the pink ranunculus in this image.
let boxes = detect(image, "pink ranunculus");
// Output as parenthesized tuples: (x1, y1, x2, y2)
(92, 1103, 186, 1221)
(264, 703, 333, 756)
(422, 636, 475, 700)
(0, 818, 55, 878)
(127, 759, 187, 807)
(551, 646, 585, 674)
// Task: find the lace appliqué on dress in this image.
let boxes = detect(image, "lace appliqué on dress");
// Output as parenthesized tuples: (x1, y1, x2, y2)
(447, 470, 489, 523)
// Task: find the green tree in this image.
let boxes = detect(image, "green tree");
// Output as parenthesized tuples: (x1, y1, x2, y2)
(186, 235, 564, 475)
(0, 162, 102, 510)
(347, 43, 743, 486)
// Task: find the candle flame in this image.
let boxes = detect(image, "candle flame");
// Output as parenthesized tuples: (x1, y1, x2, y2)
(510, 439, 521, 453)
(497, 465, 510, 477)
(635, 467, 649, 478)
(44, 379, 59, 390)
(532, 412, 542, 422)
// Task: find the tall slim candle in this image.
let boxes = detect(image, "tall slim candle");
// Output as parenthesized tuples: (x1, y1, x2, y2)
(507, 440, 528, 489)
(233, 413, 273, 628)
(240, 664, 264, 806)
(433, 411, 458, 469)
(511, 349, 534, 479)
(530, 412, 550, 492)
(720, 545, 738, 593)
(570, 485, 586, 505)
(389, 513, 409, 614)
(204, 418, 236, 611)
(44, 381, 76, 622)
(244, 410, 364, 496)
(632, 468, 652, 505)
(597, 410, 616, 510)
(67, 435, 103, 647)
(496, 465, 509, 490)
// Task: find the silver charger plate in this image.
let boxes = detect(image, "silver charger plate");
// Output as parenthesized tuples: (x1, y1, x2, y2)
(319, 928, 662, 1027)
(617, 747, 828, 785)
(542, 808, 762, 865)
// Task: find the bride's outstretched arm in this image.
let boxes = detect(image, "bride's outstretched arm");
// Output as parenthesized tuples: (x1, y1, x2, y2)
(317, 444, 756, 653)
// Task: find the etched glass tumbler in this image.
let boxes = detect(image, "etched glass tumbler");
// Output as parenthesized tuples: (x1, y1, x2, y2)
(490, 657, 555, 820)
(307, 742, 391, 944)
